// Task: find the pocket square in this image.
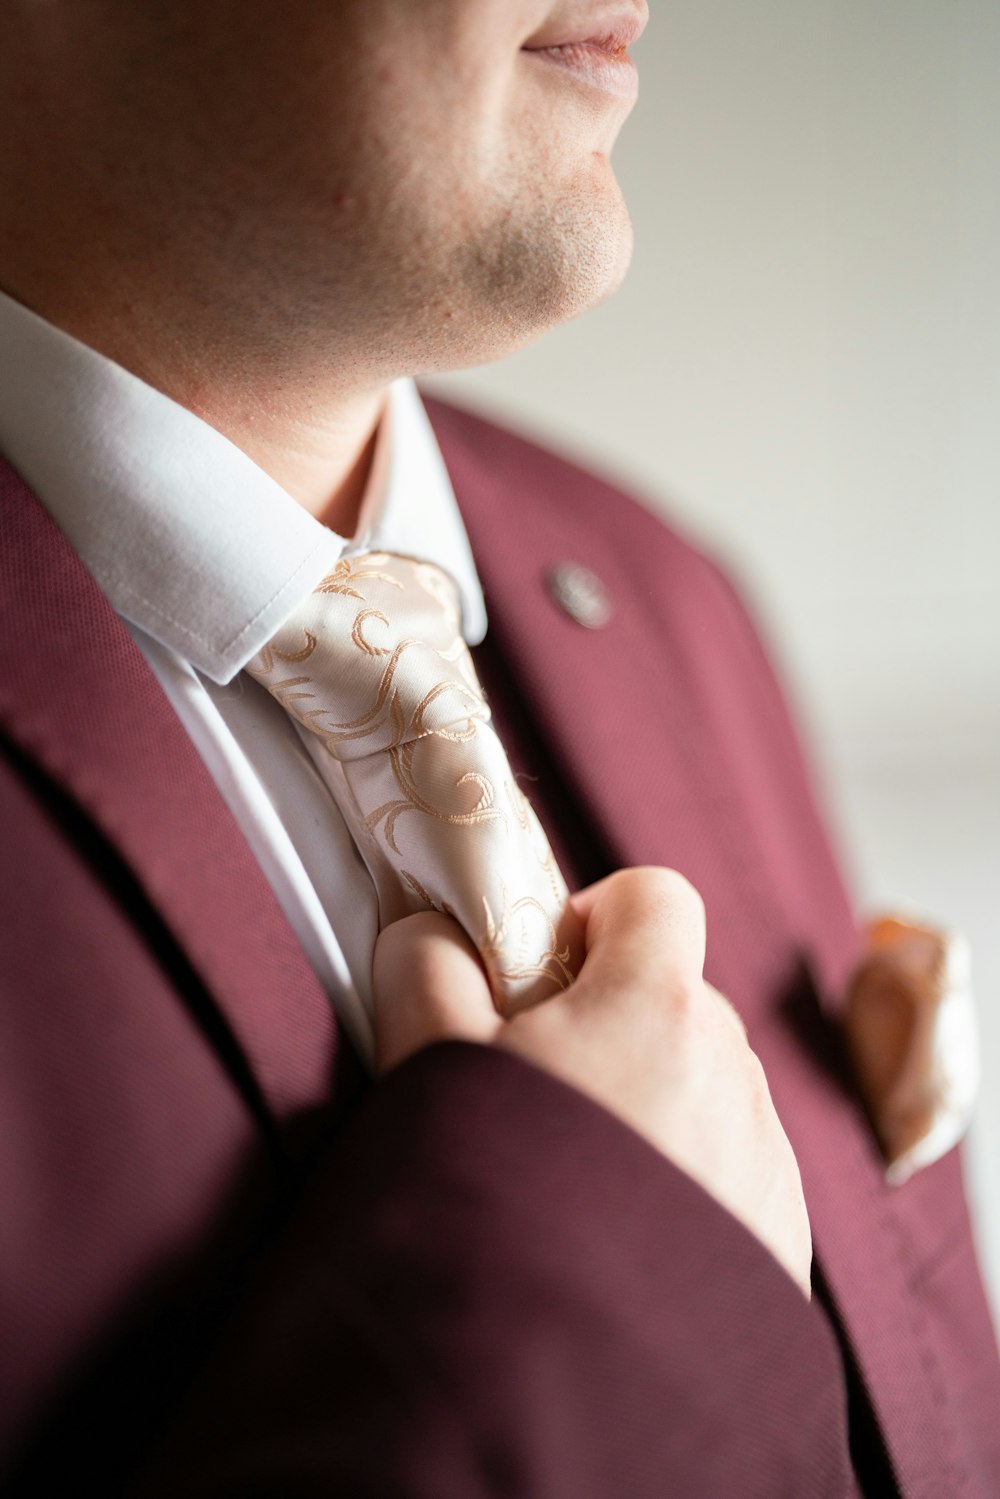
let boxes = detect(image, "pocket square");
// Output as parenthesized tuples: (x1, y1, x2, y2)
(842, 915, 980, 1185)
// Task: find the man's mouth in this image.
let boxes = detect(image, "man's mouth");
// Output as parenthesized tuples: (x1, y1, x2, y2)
(521, 6, 648, 100)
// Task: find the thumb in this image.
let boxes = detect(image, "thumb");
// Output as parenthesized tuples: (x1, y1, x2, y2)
(372, 911, 501, 1075)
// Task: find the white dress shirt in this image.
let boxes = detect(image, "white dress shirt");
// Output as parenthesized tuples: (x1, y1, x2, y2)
(0, 289, 488, 1065)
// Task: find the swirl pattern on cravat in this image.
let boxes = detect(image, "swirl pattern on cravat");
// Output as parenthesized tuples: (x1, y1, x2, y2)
(247, 553, 584, 1015)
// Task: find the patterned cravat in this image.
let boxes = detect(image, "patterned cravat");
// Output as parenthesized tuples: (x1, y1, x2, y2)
(246, 552, 584, 1016)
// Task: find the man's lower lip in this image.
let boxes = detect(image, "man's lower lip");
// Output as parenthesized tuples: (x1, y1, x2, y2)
(523, 42, 639, 101)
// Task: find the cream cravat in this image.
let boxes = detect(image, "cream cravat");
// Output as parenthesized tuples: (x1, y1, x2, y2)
(246, 552, 584, 1016)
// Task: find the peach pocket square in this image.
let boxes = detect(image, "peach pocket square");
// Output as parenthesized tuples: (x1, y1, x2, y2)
(843, 915, 980, 1185)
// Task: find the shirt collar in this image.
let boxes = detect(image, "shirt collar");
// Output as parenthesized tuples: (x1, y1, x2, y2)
(0, 288, 487, 684)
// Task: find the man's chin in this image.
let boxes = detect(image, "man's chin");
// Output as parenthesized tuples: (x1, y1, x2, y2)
(425, 199, 635, 374)
(519, 216, 634, 348)
(587, 206, 635, 307)
(521, 170, 634, 324)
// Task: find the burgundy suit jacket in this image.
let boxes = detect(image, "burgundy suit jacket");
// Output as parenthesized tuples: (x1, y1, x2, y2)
(1, 397, 997, 1497)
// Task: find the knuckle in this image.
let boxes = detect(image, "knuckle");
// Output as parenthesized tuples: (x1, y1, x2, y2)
(618, 866, 708, 936)
(611, 865, 702, 904)
(663, 971, 702, 1021)
(647, 866, 705, 915)
(663, 868, 705, 918)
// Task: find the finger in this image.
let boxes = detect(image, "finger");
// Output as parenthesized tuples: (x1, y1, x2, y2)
(372, 911, 501, 1075)
(571, 866, 707, 995)
(568, 871, 620, 931)
(704, 981, 749, 1042)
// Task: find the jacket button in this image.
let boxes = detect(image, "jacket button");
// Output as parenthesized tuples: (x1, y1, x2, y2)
(545, 564, 614, 630)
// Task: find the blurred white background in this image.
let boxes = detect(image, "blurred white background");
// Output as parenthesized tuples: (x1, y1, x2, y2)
(430, 0, 1000, 1314)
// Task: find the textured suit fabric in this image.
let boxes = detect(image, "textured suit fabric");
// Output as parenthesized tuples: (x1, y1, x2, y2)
(431, 399, 1000, 1497)
(0, 397, 997, 1496)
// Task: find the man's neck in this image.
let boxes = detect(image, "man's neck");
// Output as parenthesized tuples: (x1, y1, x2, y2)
(0, 267, 389, 537)
(175, 377, 388, 537)
(81, 324, 388, 536)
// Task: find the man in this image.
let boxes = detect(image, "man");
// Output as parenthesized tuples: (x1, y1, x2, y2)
(0, 2, 997, 1495)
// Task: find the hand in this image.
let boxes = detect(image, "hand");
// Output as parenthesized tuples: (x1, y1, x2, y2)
(372, 867, 813, 1300)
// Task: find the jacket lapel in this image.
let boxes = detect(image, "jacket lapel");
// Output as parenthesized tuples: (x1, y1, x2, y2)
(432, 397, 961, 1499)
(0, 460, 346, 1141)
(429, 398, 808, 1020)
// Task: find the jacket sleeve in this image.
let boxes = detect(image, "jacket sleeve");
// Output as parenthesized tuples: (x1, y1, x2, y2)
(136, 1040, 852, 1499)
